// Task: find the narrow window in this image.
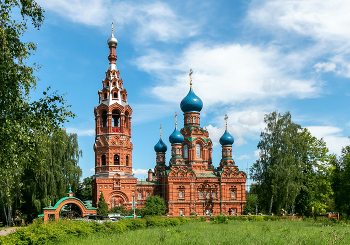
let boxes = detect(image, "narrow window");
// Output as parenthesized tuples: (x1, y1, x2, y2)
(212, 192, 216, 198)
(126, 156, 129, 166)
(180, 210, 184, 216)
(187, 117, 190, 123)
(104, 93, 107, 99)
(183, 145, 188, 158)
(196, 144, 201, 158)
(231, 191, 235, 198)
(138, 193, 142, 199)
(101, 155, 106, 166)
(113, 82, 116, 86)
(113, 92, 118, 98)
(114, 154, 119, 165)
(193, 117, 196, 123)
(206, 192, 210, 198)
(199, 192, 203, 198)
(179, 191, 183, 198)
(102, 111, 107, 127)
(147, 193, 150, 198)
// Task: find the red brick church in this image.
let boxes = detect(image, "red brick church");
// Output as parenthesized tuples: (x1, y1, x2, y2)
(92, 26, 247, 216)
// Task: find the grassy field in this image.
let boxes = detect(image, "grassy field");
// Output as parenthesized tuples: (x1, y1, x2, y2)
(54, 220, 350, 245)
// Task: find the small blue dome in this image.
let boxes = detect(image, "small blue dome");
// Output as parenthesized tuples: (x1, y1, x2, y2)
(169, 128, 184, 144)
(219, 130, 234, 145)
(154, 138, 167, 153)
(180, 87, 203, 113)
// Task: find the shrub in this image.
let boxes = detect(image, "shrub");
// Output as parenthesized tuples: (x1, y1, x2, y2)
(211, 215, 229, 224)
(97, 193, 108, 216)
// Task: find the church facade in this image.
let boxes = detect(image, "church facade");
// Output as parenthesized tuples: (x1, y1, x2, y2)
(92, 28, 246, 216)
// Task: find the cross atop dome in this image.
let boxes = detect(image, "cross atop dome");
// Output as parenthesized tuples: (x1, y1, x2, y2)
(189, 69, 193, 87)
(225, 114, 228, 130)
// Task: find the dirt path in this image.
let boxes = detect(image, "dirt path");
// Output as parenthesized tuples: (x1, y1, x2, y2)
(0, 227, 23, 236)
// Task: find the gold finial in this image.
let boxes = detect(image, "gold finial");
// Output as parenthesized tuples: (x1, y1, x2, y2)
(112, 21, 114, 34)
(224, 114, 228, 130)
(189, 69, 193, 87)
(175, 112, 178, 129)
(159, 124, 162, 138)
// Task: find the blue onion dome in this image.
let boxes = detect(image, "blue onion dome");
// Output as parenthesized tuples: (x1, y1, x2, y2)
(154, 138, 167, 153)
(180, 87, 203, 113)
(169, 128, 184, 144)
(219, 130, 234, 145)
(107, 33, 118, 47)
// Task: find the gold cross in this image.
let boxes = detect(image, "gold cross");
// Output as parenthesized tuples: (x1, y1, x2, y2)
(159, 124, 162, 138)
(112, 21, 114, 34)
(175, 112, 178, 129)
(224, 114, 228, 130)
(189, 69, 193, 87)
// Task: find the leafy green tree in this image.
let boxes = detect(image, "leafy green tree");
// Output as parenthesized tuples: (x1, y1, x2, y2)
(0, 1, 74, 225)
(20, 129, 82, 220)
(97, 193, 108, 216)
(331, 144, 350, 217)
(250, 111, 331, 215)
(143, 196, 166, 216)
(243, 194, 259, 215)
(76, 176, 93, 202)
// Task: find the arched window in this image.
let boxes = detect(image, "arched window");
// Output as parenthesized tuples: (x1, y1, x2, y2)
(113, 92, 118, 98)
(212, 192, 216, 198)
(231, 191, 235, 198)
(199, 192, 203, 198)
(112, 110, 120, 127)
(101, 155, 106, 165)
(176, 149, 180, 154)
(113, 82, 116, 86)
(179, 191, 183, 198)
(114, 154, 119, 165)
(102, 111, 107, 127)
(183, 145, 188, 158)
(206, 192, 210, 198)
(193, 117, 196, 123)
(138, 193, 142, 199)
(187, 117, 190, 123)
(126, 156, 129, 166)
(196, 144, 201, 158)
(104, 93, 107, 100)
(107, 82, 109, 87)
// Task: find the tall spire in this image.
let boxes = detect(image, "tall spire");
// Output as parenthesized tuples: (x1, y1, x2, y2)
(189, 69, 193, 88)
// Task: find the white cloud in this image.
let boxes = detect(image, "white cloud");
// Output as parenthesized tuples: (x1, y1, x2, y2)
(132, 168, 149, 175)
(89, 168, 94, 172)
(248, 0, 350, 44)
(314, 62, 336, 73)
(237, 154, 251, 160)
(306, 126, 350, 155)
(38, 0, 198, 43)
(136, 43, 320, 109)
(65, 127, 94, 136)
(254, 150, 260, 158)
(248, 0, 350, 77)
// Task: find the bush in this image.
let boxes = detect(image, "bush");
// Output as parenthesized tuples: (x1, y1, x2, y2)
(210, 215, 229, 224)
(143, 196, 166, 216)
(97, 193, 108, 216)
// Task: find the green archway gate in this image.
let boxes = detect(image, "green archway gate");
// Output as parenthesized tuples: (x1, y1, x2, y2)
(43, 190, 97, 222)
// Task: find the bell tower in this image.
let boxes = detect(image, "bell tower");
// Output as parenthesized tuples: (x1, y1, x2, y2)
(92, 22, 136, 208)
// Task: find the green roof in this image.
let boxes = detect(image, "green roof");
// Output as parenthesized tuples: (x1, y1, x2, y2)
(185, 137, 210, 143)
(137, 181, 157, 185)
(43, 197, 97, 210)
(196, 172, 218, 178)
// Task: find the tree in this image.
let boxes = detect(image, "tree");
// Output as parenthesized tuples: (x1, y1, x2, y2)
(143, 196, 166, 216)
(331, 144, 350, 217)
(0, 1, 74, 226)
(250, 111, 331, 215)
(97, 193, 108, 216)
(20, 129, 82, 220)
(76, 176, 93, 202)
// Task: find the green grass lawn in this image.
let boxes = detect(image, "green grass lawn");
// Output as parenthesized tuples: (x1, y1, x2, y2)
(55, 220, 350, 245)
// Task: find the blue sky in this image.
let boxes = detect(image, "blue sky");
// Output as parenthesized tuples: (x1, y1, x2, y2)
(25, 0, 350, 181)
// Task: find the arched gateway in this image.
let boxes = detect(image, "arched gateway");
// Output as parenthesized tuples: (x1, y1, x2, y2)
(43, 188, 97, 223)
